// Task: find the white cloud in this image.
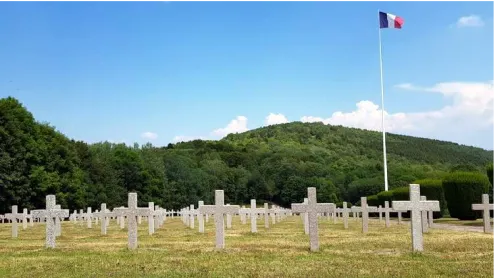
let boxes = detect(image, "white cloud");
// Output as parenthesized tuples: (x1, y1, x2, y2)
(211, 116, 249, 138)
(300, 81, 494, 145)
(265, 113, 289, 126)
(456, 15, 484, 27)
(394, 83, 417, 90)
(141, 132, 158, 140)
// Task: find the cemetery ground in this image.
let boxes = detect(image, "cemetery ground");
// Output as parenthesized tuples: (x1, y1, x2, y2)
(0, 216, 491, 278)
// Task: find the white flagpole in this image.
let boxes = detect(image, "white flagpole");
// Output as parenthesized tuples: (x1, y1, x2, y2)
(378, 11, 389, 192)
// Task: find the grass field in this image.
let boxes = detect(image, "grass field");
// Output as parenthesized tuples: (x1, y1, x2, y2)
(434, 217, 494, 227)
(0, 216, 492, 278)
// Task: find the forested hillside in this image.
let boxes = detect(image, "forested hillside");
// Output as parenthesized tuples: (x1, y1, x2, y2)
(0, 96, 492, 213)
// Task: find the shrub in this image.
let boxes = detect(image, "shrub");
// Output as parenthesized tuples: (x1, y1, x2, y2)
(486, 163, 493, 212)
(443, 171, 490, 220)
(366, 195, 379, 207)
(377, 190, 394, 206)
(413, 179, 447, 218)
(487, 163, 493, 186)
(391, 186, 409, 201)
(336, 201, 353, 208)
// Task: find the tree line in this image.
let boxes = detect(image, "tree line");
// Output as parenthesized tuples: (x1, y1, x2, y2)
(0, 96, 492, 213)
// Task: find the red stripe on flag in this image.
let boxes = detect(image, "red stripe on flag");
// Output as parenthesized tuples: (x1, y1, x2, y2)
(394, 16, 404, 28)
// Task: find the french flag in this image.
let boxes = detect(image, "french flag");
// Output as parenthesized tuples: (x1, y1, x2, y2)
(379, 11, 404, 29)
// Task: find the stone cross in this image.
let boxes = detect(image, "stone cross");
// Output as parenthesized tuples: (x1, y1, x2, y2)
(114, 193, 151, 250)
(351, 206, 361, 222)
(95, 203, 113, 235)
(5, 205, 23, 238)
(342, 202, 349, 229)
(54, 205, 64, 237)
(472, 194, 493, 233)
(291, 187, 335, 252)
(264, 203, 270, 229)
(420, 196, 429, 233)
(392, 184, 440, 252)
(190, 204, 195, 229)
(250, 200, 258, 233)
(154, 205, 160, 229)
(86, 207, 92, 229)
(382, 201, 392, 228)
(198, 190, 240, 249)
(303, 198, 309, 235)
(240, 206, 247, 224)
(22, 208, 28, 230)
(31, 195, 69, 248)
(360, 197, 378, 234)
(148, 202, 155, 235)
(226, 204, 233, 229)
(378, 205, 383, 222)
(198, 201, 205, 233)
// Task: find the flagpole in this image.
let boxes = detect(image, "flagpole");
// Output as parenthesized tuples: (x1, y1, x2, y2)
(378, 10, 389, 192)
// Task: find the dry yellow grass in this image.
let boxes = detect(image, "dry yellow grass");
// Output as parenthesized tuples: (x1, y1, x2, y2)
(0, 216, 491, 278)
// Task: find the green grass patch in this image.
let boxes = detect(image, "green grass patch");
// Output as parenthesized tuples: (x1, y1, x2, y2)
(0, 216, 491, 277)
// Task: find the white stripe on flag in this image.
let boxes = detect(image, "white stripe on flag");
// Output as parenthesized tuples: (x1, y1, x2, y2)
(386, 13, 396, 28)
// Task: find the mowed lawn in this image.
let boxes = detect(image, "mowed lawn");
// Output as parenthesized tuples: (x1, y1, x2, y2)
(0, 216, 491, 278)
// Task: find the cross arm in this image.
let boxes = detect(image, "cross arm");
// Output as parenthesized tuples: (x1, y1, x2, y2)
(223, 205, 240, 215)
(198, 205, 216, 215)
(392, 201, 411, 211)
(136, 208, 151, 217)
(472, 204, 494, 211)
(316, 203, 336, 213)
(367, 206, 378, 212)
(291, 203, 308, 213)
(420, 201, 440, 211)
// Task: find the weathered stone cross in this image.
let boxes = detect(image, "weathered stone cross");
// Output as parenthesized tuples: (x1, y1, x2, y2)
(291, 187, 335, 252)
(264, 203, 271, 229)
(198, 201, 205, 233)
(472, 194, 494, 233)
(198, 190, 240, 249)
(382, 201, 392, 228)
(114, 193, 151, 250)
(360, 197, 378, 233)
(32, 195, 69, 248)
(94, 203, 114, 235)
(5, 205, 23, 238)
(148, 202, 155, 235)
(392, 184, 440, 252)
(341, 202, 350, 229)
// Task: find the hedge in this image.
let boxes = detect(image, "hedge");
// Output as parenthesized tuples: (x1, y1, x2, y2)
(390, 186, 409, 201)
(413, 179, 447, 218)
(367, 195, 379, 207)
(336, 201, 353, 208)
(487, 163, 493, 186)
(443, 171, 490, 220)
(377, 190, 394, 205)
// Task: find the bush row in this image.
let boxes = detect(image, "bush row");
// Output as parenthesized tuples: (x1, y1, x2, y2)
(365, 171, 492, 220)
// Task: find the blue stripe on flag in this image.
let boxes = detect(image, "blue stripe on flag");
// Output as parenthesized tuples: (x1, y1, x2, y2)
(379, 11, 389, 28)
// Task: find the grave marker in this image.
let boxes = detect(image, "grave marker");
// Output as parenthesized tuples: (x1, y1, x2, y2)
(31, 195, 69, 248)
(291, 187, 335, 252)
(472, 194, 494, 233)
(198, 190, 240, 249)
(342, 202, 349, 229)
(383, 201, 392, 228)
(392, 184, 440, 252)
(198, 201, 205, 233)
(148, 202, 155, 235)
(5, 205, 23, 238)
(95, 203, 113, 235)
(114, 193, 151, 250)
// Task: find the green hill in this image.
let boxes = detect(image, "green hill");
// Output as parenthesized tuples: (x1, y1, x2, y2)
(0, 96, 492, 212)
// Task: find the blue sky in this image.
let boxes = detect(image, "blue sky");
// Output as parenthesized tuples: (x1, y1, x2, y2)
(0, 1, 492, 149)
